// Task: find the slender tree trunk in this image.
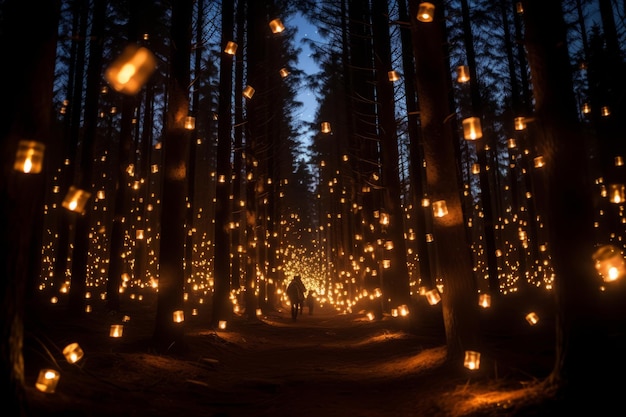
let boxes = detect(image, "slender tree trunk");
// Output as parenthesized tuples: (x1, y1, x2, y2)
(212, 0, 235, 327)
(69, 0, 107, 316)
(153, 0, 194, 353)
(522, 1, 624, 412)
(0, 1, 60, 414)
(371, 0, 411, 309)
(409, 0, 480, 362)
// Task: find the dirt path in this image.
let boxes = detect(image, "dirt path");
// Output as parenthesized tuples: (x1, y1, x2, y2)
(24, 302, 550, 417)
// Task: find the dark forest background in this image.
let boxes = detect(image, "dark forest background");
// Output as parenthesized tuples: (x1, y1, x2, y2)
(1, 0, 625, 415)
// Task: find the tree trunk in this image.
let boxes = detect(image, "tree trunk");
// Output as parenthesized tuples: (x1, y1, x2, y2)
(153, 0, 194, 353)
(522, 0, 624, 411)
(0, 1, 60, 414)
(409, 0, 480, 362)
(371, 0, 411, 309)
(212, 0, 235, 327)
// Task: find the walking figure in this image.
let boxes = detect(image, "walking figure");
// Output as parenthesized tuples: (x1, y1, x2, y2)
(306, 291, 315, 315)
(286, 275, 306, 321)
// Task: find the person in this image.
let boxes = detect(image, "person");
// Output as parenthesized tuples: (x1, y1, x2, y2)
(286, 275, 306, 321)
(306, 291, 315, 315)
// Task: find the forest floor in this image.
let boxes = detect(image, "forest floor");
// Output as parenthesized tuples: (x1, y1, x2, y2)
(22, 292, 573, 417)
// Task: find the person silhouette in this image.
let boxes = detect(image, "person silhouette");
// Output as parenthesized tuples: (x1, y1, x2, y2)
(286, 275, 306, 320)
(306, 291, 315, 315)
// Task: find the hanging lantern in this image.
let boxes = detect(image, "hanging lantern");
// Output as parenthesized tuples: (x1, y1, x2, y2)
(62, 186, 91, 214)
(184, 116, 195, 130)
(582, 102, 591, 114)
(525, 312, 539, 325)
(514, 116, 526, 130)
(35, 369, 60, 393)
(462, 117, 482, 140)
(279, 67, 290, 78)
(615, 156, 624, 167)
(515, 2, 524, 13)
(464, 350, 481, 370)
(256, 308, 263, 317)
(173, 310, 185, 323)
(224, 41, 237, 55)
(608, 184, 625, 204)
(601, 106, 610, 117)
(432, 200, 448, 218)
(109, 324, 124, 338)
(321, 121, 332, 134)
(507, 138, 516, 149)
(478, 293, 491, 308)
(533, 156, 545, 168)
(218, 320, 227, 330)
(471, 163, 480, 174)
(136, 229, 144, 240)
(387, 70, 400, 82)
(269, 18, 285, 33)
(14, 140, 45, 174)
(425, 288, 441, 305)
(416, 2, 435, 22)
(242, 85, 255, 99)
(593, 244, 626, 282)
(62, 343, 84, 364)
(457, 65, 470, 83)
(398, 304, 409, 316)
(391, 308, 398, 317)
(105, 44, 156, 95)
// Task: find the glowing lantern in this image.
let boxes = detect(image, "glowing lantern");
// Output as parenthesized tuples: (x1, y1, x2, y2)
(516, 2, 524, 13)
(464, 350, 481, 370)
(425, 233, 434, 243)
(256, 308, 263, 317)
(184, 116, 195, 130)
(62, 186, 91, 214)
(525, 312, 539, 325)
(279, 67, 290, 78)
(514, 117, 526, 130)
(391, 308, 398, 317)
(462, 117, 482, 140)
(425, 288, 441, 305)
(63, 343, 84, 364)
(218, 320, 227, 330)
(105, 44, 156, 95)
(601, 106, 610, 117)
(478, 293, 491, 308)
(14, 140, 45, 174)
(269, 18, 285, 33)
(471, 163, 480, 174)
(582, 102, 591, 114)
(109, 324, 124, 338)
(321, 121, 332, 133)
(388, 70, 400, 82)
(615, 156, 624, 167)
(173, 310, 185, 323)
(366, 312, 375, 321)
(242, 85, 255, 99)
(609, 184, 625, 204)
(507, 138, 516, 148)
(533, 156, 545, 168)
(593, 244, 626, 282)
(224, 41, 237, 55)
(457, 65, 470, 83)
(416, 2, 435, 22)
(35, 369, 60, 393)
(398, 304, 409, 316)
(136, 229, 144, 239)
(432, 200, 448, 218)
